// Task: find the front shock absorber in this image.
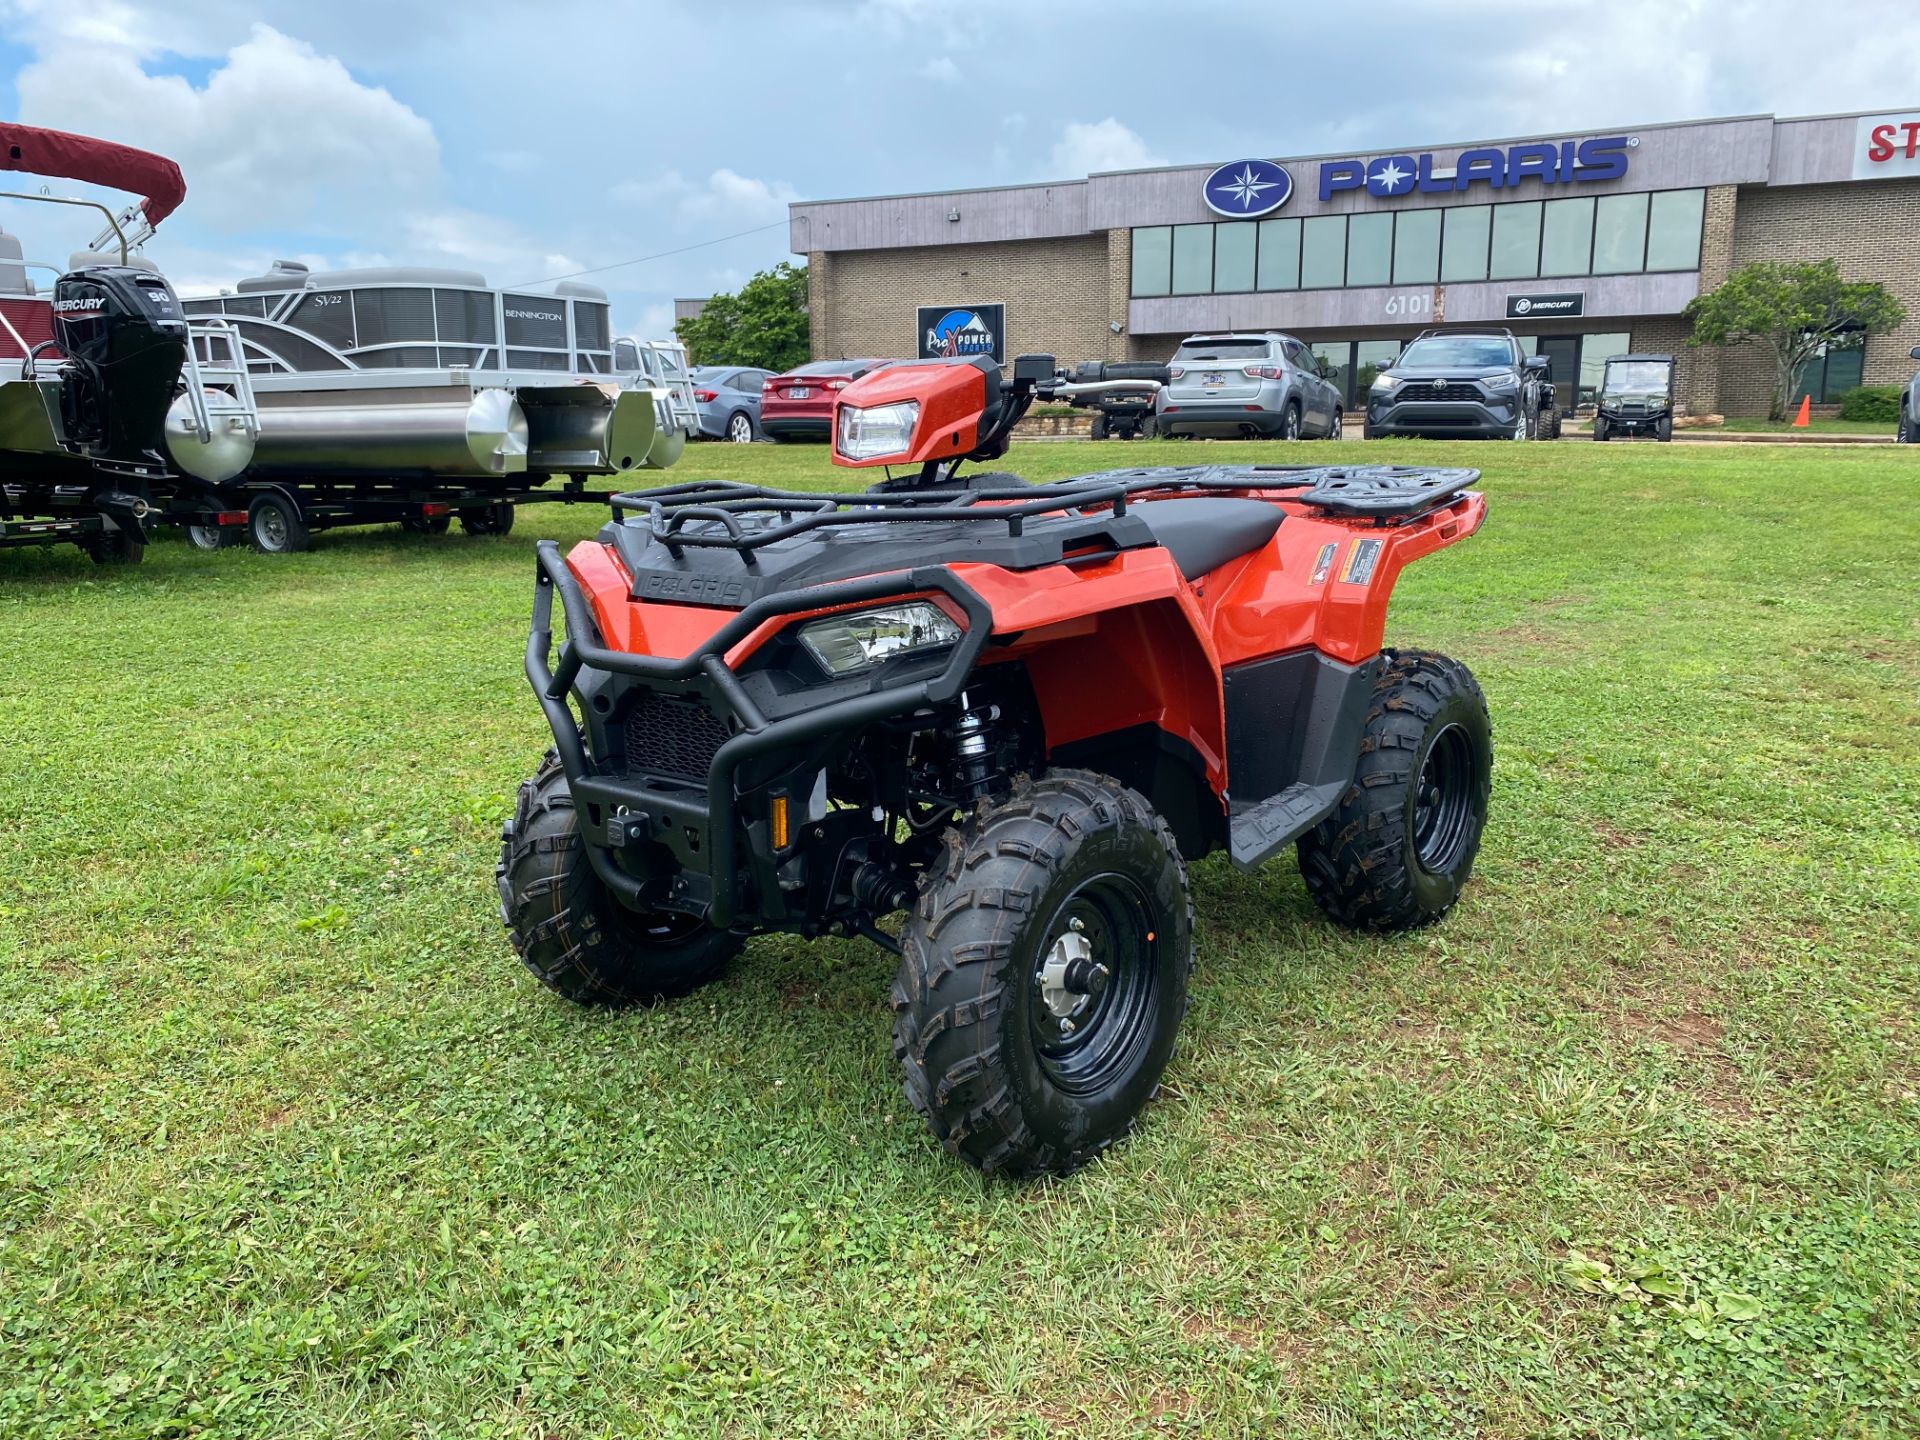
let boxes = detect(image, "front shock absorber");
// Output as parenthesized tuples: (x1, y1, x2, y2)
(949, 690, 1003, 800)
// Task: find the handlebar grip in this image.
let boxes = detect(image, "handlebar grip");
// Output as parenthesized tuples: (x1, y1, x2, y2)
(1071, 360, 1171, 385)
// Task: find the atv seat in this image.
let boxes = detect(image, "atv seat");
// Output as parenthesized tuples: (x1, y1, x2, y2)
(1131, 498, 1282, 580)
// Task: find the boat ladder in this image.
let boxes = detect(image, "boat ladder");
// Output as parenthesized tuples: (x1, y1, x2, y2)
(181, 318, 260, 446)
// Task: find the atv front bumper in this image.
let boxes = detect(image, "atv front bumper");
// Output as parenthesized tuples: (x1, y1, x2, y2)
(525, 541, 992, 929)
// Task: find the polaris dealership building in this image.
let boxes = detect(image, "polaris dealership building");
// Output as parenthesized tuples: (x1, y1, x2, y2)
(789, 109, 1920, 417)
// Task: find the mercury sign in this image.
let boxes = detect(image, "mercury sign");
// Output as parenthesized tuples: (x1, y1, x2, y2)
(1853, 113, 1920, 180)
(1319, 137, 1631, 201)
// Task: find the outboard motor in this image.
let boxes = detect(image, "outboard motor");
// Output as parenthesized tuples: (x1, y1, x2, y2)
(51, 265, 189, 473)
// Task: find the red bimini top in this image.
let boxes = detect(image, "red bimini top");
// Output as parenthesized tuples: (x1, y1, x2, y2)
(1, 123, 186, 226)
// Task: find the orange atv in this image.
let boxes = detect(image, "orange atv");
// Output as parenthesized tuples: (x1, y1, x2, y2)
(500, 353, 1491, 1177)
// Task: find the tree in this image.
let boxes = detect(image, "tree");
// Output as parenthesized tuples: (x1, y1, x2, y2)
(673, 261, 810, 372)
(1683, 259, 1906, 420)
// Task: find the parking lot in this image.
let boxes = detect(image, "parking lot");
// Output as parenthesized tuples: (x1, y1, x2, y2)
(2, 438, 1916, 1437)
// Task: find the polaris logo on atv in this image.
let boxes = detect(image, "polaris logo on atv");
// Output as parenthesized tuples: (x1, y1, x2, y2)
(636, 572, 751, 606)
(1319, 136, 1631, 201)
(1202, 159, 1293, 218)
(917, 303, 1005, 363)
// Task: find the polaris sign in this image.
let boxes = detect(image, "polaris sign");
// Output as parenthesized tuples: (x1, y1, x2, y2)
(1203, 158, 1294, 218)
(1319, 137, 1632, 202)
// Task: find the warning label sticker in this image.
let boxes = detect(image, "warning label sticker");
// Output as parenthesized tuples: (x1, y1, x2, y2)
(1310, 542, 1338, 586)
(1340, 538, 1383, 586)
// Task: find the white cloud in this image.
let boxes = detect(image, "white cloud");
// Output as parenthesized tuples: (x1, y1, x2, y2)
(613, 168, 799, 225)
(14, 24, 441, 234)
(1049, 118, 1166, 177)
(918, 56, 962, 84)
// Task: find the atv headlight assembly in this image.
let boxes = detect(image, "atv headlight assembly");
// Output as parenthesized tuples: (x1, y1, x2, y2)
(798, 601, 962, 676)
(835, 401, 920, 461)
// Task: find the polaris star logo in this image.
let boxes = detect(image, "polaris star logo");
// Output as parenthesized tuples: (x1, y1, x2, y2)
(1320, 136, 1632, 201)
(1202, 158, 1293, 218)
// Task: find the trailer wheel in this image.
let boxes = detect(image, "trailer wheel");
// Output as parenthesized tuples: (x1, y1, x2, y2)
(497, 751, 741, 1005)
(893, 770, 1194, 1178)
(401, 515, 451, 536)
(186, 524, 236, 551)
(1089, 413, 1109, 440)
(1297, 650, 1492, 932)
(85, 528, 144, 566)
(247, 492, 310, 554)
(460, 503, 515, 537)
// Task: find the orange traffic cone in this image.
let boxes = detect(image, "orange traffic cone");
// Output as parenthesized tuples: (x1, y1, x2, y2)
(1792, 395, 1812, 428)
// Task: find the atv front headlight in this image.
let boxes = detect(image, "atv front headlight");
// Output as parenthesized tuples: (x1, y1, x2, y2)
(798, 601, 961, 676)
(835, 401, 920, 461)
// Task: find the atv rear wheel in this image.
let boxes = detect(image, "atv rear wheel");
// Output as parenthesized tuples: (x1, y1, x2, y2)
(892, 770, 1193, 1178)
(1297, 650, 1491, 932)
(497, 753, 741, 1005)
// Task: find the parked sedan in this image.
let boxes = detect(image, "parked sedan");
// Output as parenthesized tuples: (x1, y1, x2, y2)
(1156, 332, 1344, 440)
(761, 359, 891, 442)
(690, 365, 774, 442)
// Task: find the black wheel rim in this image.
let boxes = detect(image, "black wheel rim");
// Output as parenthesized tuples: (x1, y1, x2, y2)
(1030, 874, 1159, 1096)
(1412, 723, 1476, 873)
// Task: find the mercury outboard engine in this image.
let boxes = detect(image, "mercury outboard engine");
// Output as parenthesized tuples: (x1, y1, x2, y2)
(51, 265, 189, 474)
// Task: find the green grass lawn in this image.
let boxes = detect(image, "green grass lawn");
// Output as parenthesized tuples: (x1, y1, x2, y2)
(2, 438, 1917, 1438)
(1699, 417, 1892, 435)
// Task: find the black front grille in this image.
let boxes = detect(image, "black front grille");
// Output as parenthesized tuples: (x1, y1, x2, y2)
(1406, 382, 1486, 405)
(623, 692, 731, 782)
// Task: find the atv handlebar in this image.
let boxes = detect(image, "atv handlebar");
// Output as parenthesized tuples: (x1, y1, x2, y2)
(1044, 378, 1165, 401)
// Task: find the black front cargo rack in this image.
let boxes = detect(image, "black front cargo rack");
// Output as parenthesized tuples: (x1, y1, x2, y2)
(607, 464, 1479, 561)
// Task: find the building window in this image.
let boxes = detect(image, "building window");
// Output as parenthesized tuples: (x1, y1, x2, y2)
(1578, 331, 1633, 408)
(1441, 206, 1492, 282)
(1592, 192, 1650, 275)
(1131, 226, 1171, 297)
(1214, 222, 1257, 294)
(1647, 188, 1706, 271)
(1353, 339, 1402, 400)
(1309, 340, 1350, 399)
(1489, 202, 1542, 280)
(1793, 330, 1866, 403)
(1393, 208, 1442, 285)
(1257, 217, 1299, 291)
(1301, 215, 1346, 288)
(1540, 197, 1595, 277)
(1126, 187, 1705, 297)
(1345, 213, 1392, 288)
(1171, 223, 1213, 294)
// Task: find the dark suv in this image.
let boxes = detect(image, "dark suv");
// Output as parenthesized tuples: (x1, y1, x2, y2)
(1364, 328, 1550, 440)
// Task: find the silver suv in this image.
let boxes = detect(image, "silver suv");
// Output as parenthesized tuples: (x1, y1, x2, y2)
(1900, 344, 1920, 444)
(1156, 332, 1344, 440)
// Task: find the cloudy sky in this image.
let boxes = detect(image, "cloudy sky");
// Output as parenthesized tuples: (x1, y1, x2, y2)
(3, 0, 1917, 338)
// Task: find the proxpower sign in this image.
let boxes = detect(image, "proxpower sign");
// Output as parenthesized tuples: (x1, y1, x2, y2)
(1319, 136, 1632, 202)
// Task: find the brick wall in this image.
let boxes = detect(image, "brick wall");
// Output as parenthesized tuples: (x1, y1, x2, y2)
(1715, 178, 1920, 416)
(806, 235, 1118, 366)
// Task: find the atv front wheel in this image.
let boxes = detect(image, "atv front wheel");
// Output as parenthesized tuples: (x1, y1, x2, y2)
(892, 770, 1193, 1178)
(1297, 650, 1491, 932)
(497, 753, 741, 1005)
